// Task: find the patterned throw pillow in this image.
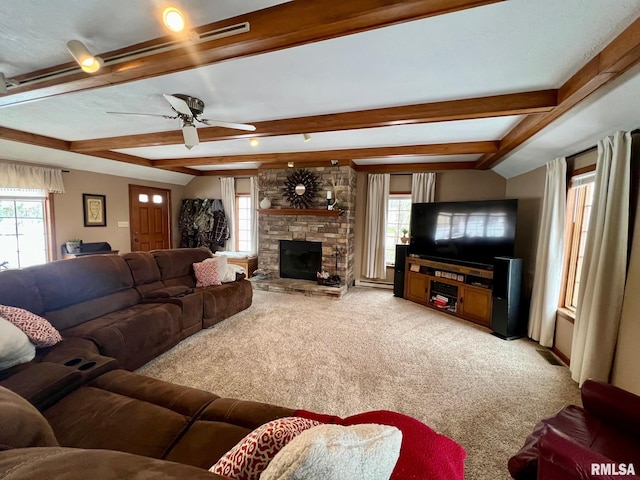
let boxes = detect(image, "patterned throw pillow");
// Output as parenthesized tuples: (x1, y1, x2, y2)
(209, 417, 321, 480)
(0, 305, 62, 348)
(193, 258, 222, 287)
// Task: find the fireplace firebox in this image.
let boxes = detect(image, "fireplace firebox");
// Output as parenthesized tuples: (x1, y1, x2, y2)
(279, 240, 322, 281)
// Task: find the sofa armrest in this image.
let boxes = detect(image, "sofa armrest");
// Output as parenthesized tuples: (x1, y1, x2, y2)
(0, 362, 82, 410)
(581, 380, 640, 438)
(538, 426, 640, 480)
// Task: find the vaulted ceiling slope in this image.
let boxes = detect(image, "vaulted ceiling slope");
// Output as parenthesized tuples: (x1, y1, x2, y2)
(1, 0, 639, 185)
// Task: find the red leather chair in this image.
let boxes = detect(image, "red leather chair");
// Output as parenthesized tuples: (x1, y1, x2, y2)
(508, 379, 640, 479)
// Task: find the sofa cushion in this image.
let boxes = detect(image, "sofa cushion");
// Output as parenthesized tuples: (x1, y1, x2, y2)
(152, 247, 212, 287)
(0, 447, 230, 480)
(260, 423, 402, 480)
(30, 255, 139, 331)
(0, 385, 59, 448)
(164, 397, 296, 469)
(0, 268, 44, 314)
(122, 251, 167, 297)
(0, 305, 62, 347)
(210, 417, 321, 480)
(200, 280, 253, 328)
(62, 302, 182, 370)
(43, 370, 217, 459)
(0, 317, 35, 371)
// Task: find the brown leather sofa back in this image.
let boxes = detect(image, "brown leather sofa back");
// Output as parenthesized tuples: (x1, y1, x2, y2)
(28, 255, 140, 331)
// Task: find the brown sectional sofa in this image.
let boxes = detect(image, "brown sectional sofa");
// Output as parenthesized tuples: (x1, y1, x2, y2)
(0, 247, 252, 371)
(0, 248, 297, 479)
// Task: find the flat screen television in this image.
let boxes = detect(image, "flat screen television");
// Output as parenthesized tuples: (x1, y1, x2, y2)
(409, 199, 518, 266)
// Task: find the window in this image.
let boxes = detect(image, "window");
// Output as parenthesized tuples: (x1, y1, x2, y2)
(385, 194, 412, 265)
(235, 194, 252, 252)
(0, 189, 50, 269)
(562, 171, 595, 310)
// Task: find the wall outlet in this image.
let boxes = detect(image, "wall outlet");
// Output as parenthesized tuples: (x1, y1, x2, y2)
(117, 221, 129, 228)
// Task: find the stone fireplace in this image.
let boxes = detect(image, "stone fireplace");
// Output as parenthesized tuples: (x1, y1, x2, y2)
(257, 165, 356, 289)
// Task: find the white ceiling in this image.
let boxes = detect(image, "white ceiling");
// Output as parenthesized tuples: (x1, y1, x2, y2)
(0, 0, 639, 183)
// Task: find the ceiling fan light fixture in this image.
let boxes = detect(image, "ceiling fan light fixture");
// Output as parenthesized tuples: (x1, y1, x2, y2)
(66, 40, 103, 73)
(163, 7, 186, 33)
(181, 122, 199, 150)
(303, 133, 312, 142)
(249, 138, 259, 147)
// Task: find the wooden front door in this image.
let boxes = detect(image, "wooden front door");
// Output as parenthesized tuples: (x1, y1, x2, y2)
(129, 185, 171, 252)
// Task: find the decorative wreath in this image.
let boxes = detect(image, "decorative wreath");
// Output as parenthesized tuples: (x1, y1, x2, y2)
(283, 168, 320, 209)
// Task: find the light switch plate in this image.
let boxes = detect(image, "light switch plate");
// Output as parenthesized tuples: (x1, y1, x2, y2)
(117, 221, 129, 228)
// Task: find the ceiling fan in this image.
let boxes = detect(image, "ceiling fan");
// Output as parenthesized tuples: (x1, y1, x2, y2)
(108, 94, 256, 149)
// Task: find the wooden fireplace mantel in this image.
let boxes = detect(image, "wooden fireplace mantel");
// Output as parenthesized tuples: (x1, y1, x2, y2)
(258, 208, 343, 217)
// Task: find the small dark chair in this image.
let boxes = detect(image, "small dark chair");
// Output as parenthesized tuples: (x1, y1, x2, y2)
(509, 379, 640, 479)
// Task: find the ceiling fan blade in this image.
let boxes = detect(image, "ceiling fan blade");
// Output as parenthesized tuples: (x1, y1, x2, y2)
(163, 94, 193, 116)
(107, 111, 176, 119)
(198, 118, 256, 131)
(182, 123, 199, 150)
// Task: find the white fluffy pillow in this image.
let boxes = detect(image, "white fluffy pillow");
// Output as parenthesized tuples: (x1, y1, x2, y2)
(222, 264, 246, 283)
(0, 316, 36, 371)
(259, 423, 402, 480)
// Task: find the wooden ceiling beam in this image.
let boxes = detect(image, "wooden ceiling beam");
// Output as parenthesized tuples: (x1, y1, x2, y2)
(199, 169, 260, 177)
(69, 90, 556, 152)
(352, 161, 477, 173)
(475, 16, 640, 170)
(0, 0, 503, 108)
(0, 126, 70, 151)
(151, 141, 496, 167)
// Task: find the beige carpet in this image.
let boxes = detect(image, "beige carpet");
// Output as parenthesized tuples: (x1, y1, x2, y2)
(137, 287, 580, 480)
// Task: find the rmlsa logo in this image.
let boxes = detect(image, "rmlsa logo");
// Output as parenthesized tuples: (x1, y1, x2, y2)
(591, 463, 636, 476)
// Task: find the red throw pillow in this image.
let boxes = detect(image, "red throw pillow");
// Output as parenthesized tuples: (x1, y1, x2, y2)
(295, 409, 466, 480)
(209, 416, 321, 480)
(0, 305, 62, 348)
(193, 259, 222, 287)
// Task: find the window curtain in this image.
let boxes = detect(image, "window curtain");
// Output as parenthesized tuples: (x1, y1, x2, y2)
(571, 131, 632, 385)
(362, 173, 390, 279)
(0, 163, 65, 193)
(250, 176, 259, 255)
(220, 177, 236, 252)
(527, 158, 567, 347)
(411, 172, 436, 203)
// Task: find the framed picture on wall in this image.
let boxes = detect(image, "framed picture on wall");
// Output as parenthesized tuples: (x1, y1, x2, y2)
(83, 193, 106, 227)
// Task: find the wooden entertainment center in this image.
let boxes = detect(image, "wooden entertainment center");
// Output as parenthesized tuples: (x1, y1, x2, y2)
(404, 256, 494, 327)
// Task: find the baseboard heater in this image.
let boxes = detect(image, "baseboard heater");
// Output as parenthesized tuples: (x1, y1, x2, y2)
(355, 279, 393, 290)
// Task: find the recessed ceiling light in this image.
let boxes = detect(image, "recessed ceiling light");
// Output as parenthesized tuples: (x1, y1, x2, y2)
(249, 138, 259, 147)
(163, 7, 186, 33)
(66, 40, 103, 73)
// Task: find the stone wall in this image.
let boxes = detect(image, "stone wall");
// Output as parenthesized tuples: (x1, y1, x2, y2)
(258, 165, 356, 287)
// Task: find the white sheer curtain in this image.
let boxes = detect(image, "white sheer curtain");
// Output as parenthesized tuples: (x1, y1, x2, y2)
(0, 163, 65, 192)
(362, 173, 390, 279)
(571, 131, 631, 385)
(528, 158, 567, 346)
(250, 176, 259, 255)
(220, 177, 236, 252)
(411, 172, 436, 203)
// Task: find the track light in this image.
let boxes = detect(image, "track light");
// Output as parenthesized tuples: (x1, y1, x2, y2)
(303, 133, 312, 142)
(163, 7, 186, 32)
(66, 40, 103, 73)
(249, 138, 259, 147)
(0, 72, 19, 94)
(288, 162, 294, 168)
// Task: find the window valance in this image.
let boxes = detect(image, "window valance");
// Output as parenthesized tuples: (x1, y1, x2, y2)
(0, 163, 65, 193)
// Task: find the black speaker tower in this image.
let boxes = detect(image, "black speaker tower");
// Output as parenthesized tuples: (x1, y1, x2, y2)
(393, 245, 410, 297)
(491, 256, 524, 340)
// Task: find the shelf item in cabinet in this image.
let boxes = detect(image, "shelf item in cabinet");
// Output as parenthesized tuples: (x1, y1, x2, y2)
(434, 270, 465, 282)
(430, 294, 457, 312)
